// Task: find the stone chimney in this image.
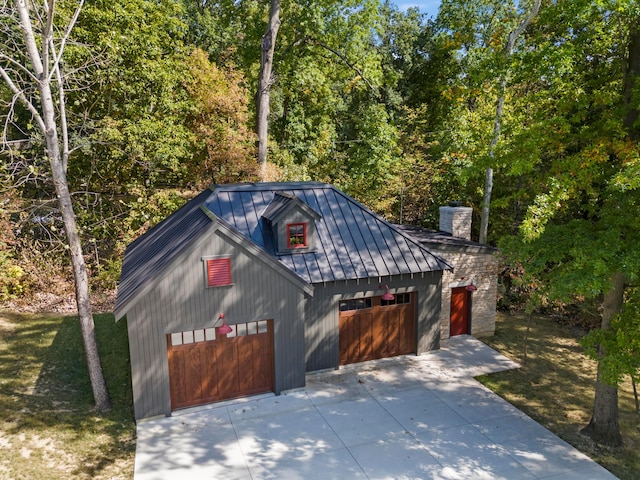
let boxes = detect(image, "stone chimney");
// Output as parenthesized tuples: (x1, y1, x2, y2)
(439, 204, 472, 240)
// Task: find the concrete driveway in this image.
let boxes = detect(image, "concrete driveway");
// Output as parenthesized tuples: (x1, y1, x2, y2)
(134, 336, 618, 480)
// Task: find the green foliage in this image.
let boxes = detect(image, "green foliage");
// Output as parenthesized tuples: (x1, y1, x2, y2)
(581, 288, 640, 386)
(0, 244, 25, 301)
(121, 189, 190, 242)
(488, 0, 640, 398)
(70, 0, 195, 193)
(3, 0, 263, 295)
(190, 1, 429, 215)
(184, 48, 258, 186)
(5, 0, 638, 324)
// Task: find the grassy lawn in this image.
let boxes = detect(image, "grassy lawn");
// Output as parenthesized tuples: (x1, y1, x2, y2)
(0, 311, 135, 479)
(478, 312, 640, 480)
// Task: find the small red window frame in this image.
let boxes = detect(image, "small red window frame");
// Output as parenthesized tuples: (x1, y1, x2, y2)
(206, 258, 232, 287)
(286, 222, 307, 248)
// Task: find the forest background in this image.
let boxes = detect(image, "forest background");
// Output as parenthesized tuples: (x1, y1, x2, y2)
(1, 0, 639, 442)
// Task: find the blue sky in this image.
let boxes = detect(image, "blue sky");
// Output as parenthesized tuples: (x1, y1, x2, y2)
(395, 0, 441, 18)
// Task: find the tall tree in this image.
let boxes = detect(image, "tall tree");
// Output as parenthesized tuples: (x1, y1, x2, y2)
(581, 273, 625, 446)
(500, 0, 640, 446)
(191, 1, 410, 213)
(428, 0, 535, 238)
(0, 0, 111, 410)
(579, 8, 640, 446)
(256, 0, 280, 178)
(479, 0, 541, 244)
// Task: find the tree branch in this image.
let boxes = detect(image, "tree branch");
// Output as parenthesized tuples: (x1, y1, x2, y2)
(16, 0, 45, 79)
(49, 39, 70, 173)
(0, 53, 41, 84)
(306, 37, 374, 90)
(48, 0, 85, 84)
(0, 65, 46, 134)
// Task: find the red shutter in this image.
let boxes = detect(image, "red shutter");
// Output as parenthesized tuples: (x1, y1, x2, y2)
(207, 258, 232, 287)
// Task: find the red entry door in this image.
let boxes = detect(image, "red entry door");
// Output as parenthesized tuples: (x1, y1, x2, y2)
(450, 287, 470, 336)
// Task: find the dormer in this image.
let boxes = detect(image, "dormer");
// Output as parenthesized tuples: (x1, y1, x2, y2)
(262, 192, 321, 255)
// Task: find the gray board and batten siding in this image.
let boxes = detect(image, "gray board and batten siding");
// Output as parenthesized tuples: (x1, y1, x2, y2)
(115, 182, 451, 420)
(123, 222, 310, 420)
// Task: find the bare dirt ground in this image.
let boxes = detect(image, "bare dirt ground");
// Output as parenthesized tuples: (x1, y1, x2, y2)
(1, 290, 116, 315)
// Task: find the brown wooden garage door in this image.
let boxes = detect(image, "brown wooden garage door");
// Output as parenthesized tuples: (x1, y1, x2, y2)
(167, 320, 274, 411)
(339, 293, 415, 365)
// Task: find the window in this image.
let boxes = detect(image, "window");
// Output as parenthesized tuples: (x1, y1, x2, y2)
(381, 293, 412, 307)
(169, 321, 269, 346)
(206, 258, 232, 287)
(339, 298, 372, 311)
(170, 328, 216, 346)
(286, 222, 307, 248)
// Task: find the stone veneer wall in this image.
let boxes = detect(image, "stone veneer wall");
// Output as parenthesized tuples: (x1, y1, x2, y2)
(430, 248, 500, 339)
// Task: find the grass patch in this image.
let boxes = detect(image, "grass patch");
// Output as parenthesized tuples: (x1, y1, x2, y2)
(478, 311, 640, 480)
(0, 311, 135, 479)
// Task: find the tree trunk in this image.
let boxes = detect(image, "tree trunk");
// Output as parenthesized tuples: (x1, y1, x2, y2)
(479, 0, 541, 244)
(623, 24, 640, 140)
(49, 156, 111, 411)
(580, 272, 625, 447)
(15, 0, 111, 411)
(256, 0, 281, 180)
(479, 167, 493, 244)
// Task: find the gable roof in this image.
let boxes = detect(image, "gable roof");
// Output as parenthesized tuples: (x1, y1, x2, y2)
(115, 182, 452, 318)
(115, 188, 213, 318)
(261, 192, 321, 224)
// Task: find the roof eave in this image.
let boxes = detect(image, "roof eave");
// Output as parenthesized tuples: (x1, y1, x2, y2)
(114, 220, 220, 320)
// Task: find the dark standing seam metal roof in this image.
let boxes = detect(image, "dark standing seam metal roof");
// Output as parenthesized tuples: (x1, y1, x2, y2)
(205, 182, 452, 283)
(395, 224, 499, 253)
(115, 188, 214, 315)
(115, 182, 453, 317)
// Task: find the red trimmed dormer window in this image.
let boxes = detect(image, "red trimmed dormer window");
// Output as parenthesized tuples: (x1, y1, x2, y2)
(206, 258, 232, 287)
(286, 222, 307, 248)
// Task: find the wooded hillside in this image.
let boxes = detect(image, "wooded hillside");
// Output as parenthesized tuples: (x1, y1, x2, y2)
(1, 0, 638, 320)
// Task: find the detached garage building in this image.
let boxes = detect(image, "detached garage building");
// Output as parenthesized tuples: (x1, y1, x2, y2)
(115, 182, 453, 420)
